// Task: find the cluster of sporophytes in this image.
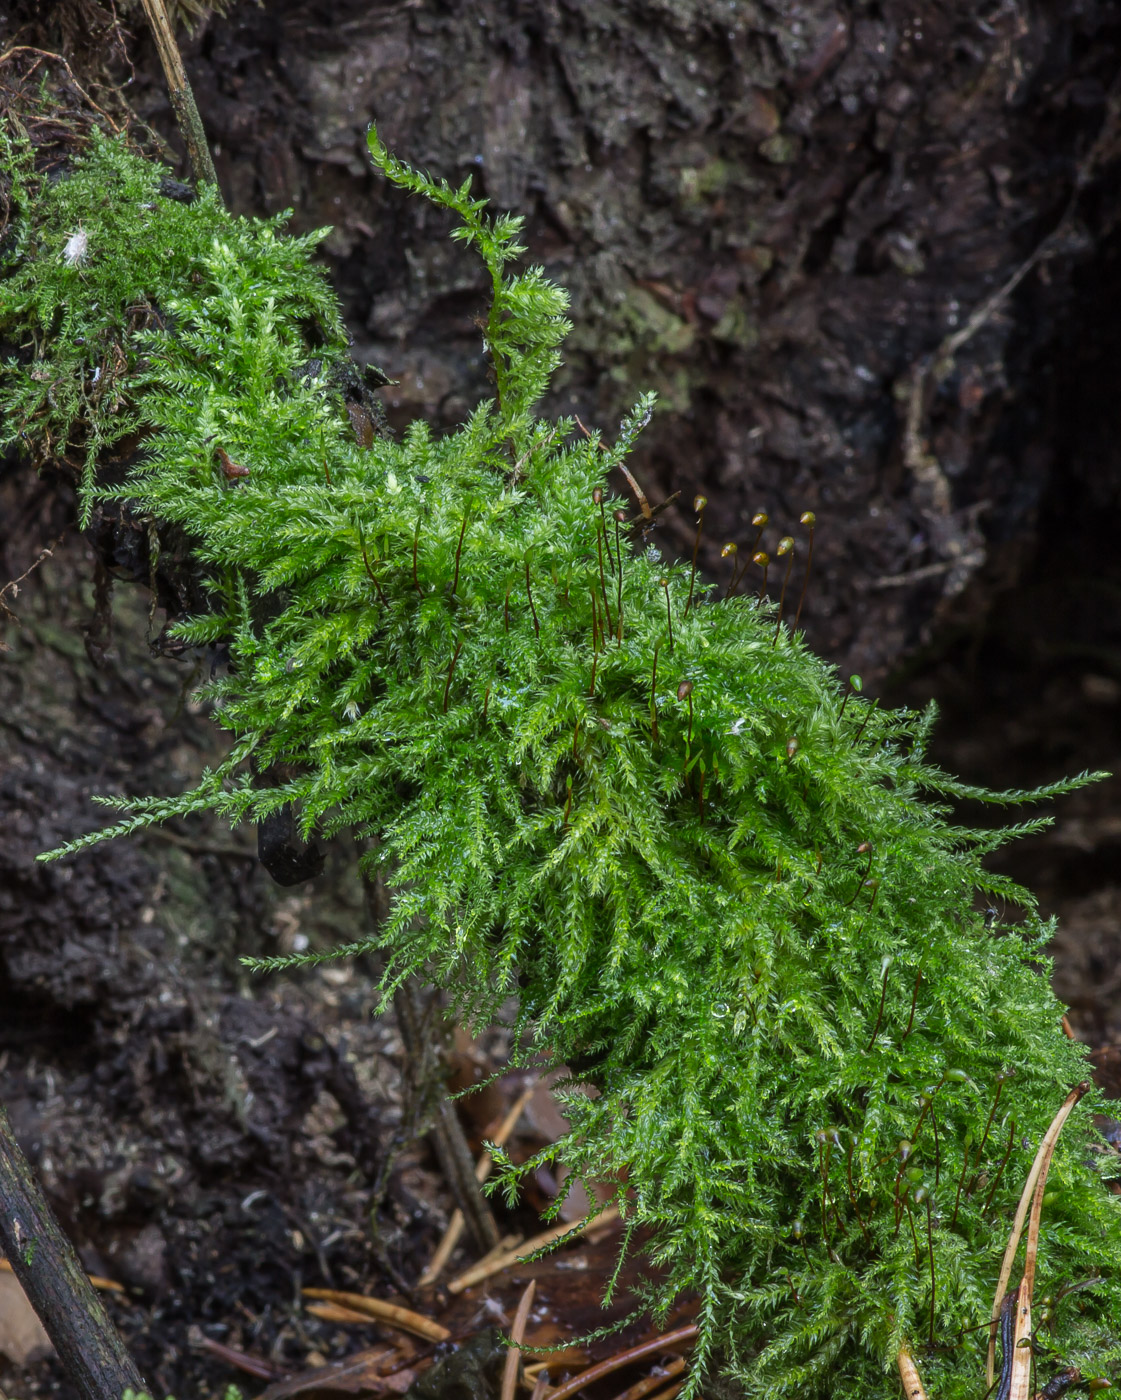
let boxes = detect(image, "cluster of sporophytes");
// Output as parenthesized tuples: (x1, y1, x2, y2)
(3, 124, 1121, 1398)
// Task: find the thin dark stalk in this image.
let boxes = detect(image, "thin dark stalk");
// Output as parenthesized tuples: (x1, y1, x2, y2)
(595, 524, 613, 636)
(754, 550, 770, 601)
(593, 487, 614, 575)
(981, 1120, 1017, 1212)
(661, 579, 674, 650)
(614, 510, 625, 640)
(793, 510, 816, 628)
(851, 697, 880, 748)
(839, 674, 862, 720)
(892, 1141, 913, 1231)
(910, 1095, 932, 1150)
(357, 522, 388, 604)
(773, 537, 795, 644)
(843, 843, 874, 907)
(686, 495, 706, 614)
(817, 1137, 832, 1250)
(901, 971, 921, 1041)
(904, 1196, 921, 1265)
(844, 1138, 873, 1246)
(650, 637, 662, 743)
(451, 506, 470, 596)
(866, 959, 891, 1052)
(924, 1196, 937, 1346)
(442, 637, 464, 714)
(524, 556, 540, 637)
(950, 1139, 972, 1229)
(932, 1105, 941, 1186)
(722, 542, 738, 598)
(969, 1074, 1008, 1193)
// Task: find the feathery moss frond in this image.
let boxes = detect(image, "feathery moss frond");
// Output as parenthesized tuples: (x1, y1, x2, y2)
(3, 126, 1119, 1398)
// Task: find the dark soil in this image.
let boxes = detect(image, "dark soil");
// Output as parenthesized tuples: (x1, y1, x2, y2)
(3, 1, 1121, 1396)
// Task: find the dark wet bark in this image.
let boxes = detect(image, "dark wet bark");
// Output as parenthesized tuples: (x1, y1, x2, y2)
(0, 1106, 145, 1400)
(4, 3, 1121, 1395)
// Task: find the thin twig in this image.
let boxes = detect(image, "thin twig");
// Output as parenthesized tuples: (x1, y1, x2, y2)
(897, 1346, 928, 1399)
(0, 531, 67, 625)
(0, 48, 121, 132)
(136, 0, 221, 193)
(447, 1206, 620, 1294)
(500, 1279, 536, 1400)
(985, 1082, 1090, 1387)
(542, 1325, 697, 1400)
(301, 1288, 449, 1342)
(418, 1084, 533, 1286)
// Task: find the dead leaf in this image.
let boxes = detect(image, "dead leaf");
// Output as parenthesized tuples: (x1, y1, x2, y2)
(0, 1271, 53, 1365)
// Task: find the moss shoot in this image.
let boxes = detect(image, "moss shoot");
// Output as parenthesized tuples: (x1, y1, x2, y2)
(2, 125, 1120, 1398)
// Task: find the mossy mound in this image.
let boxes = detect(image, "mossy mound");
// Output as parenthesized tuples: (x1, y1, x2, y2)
(2, 127, 1119, 1397)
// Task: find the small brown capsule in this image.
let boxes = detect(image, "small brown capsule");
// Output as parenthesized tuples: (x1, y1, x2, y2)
(614, 508, 627, 522)
(721, 542, 738, 559)
(216, 447, 249, 480)
(592, 486, 603, 505)
(677, 680, 693, 702)
(751, 511, 769, 529)
(786, 737, 799, 758)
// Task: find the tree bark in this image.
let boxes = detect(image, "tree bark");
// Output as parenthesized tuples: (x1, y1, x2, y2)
(0, 1106, 146, 1400)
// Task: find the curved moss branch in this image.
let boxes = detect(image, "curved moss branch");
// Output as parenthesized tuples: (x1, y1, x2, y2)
(1, 126, 1119, 1398)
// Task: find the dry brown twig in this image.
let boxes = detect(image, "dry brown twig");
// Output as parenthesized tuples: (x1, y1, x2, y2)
(985, 1082, 1090, 1388)
(135, 0, 220, 193)
(0, 47, 121, 132)
(446, 1204, 621, 1294)
(500, 1278, 535, 1400)
(301, 1287, 449, 1343)
(538, 1323, 698, 1400)
(419, 1083, 534, 1286)
(0, 531, 67, 627)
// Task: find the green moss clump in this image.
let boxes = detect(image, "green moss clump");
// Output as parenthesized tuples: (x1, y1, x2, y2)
(0, 128, 348, 519)
(4, 128, 1121, 1398)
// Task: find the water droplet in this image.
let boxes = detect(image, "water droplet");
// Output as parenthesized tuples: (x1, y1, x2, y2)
(711, 1001, 729, 1019)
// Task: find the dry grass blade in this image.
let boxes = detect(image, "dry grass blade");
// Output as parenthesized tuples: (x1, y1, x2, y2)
(540, 1324, 698, 1400)
(1008, 1281, 1033, 1400)
(985, 1082, 1090, 1387)
(301, 1287, 449, 1342)
(305, 1301, 388, 1326)
(897, 1345, 928, 1399)
(447, 1205, 620, 1294)
(0, 1257, 122, 1293)
(500, 1278, 535, 1400)
(419, 1084, 533, 1287)
(607, 1353, 687, 1400)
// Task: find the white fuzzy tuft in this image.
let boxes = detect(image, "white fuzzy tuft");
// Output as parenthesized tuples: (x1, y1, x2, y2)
(62, 229, 88, 267)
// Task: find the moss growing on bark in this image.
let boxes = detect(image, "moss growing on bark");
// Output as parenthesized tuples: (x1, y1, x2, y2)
(3, 127, 1120, 1398)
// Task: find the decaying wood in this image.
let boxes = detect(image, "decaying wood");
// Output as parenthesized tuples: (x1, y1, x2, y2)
(0, 1105, 145, 1400)
(137, 0, 220, 193)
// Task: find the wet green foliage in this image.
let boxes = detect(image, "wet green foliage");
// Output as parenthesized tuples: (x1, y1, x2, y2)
(5, 128, 1121, 1398)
